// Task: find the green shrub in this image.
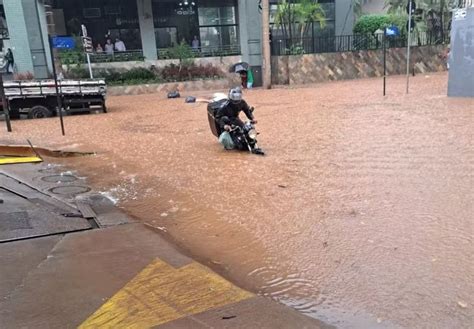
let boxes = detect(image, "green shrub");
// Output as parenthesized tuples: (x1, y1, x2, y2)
(353, 14, 406, 35)
(160, 63, 223, 82)
(286, 44, 305, 55)
(121, 68, 156, 81)
(59, 50, 85, 66)
(64, 66, 89, 79)
(79, 63, 223, 86)
(163, 41, 195, 67)
(93, 68, 159, 85)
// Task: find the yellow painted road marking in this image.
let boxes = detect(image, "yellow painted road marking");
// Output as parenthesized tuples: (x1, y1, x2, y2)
(79, 259, 253, 328)
(0, 156, 43, 165)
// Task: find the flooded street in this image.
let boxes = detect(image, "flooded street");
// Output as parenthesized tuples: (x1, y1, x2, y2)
(2, 73, 472, 328)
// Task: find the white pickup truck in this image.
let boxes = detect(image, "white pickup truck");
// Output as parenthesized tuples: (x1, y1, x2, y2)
(2, 79, 107, 119)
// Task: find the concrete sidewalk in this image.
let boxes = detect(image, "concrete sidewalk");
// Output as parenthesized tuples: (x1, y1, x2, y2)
(0, 162, 331, 329)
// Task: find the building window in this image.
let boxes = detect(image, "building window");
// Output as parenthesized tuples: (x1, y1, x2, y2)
(153, 0, 239, 54)
(198, 1, 238, 51)
(269, 0, 335, 39)
(155, 27, 178, 49)
(53, 0, 142, 50)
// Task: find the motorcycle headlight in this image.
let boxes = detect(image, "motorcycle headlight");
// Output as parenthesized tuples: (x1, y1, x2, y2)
(248, 129, 257, 140)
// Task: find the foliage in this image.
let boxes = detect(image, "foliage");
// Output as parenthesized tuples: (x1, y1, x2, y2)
(164, 41, 195, 67)
(60, 51, 146, 64)
(121, 68, 156, 81)
(79, 63, 224, 86)
(384, 0, 455, 35)
(384, 0, 456, 14)
(353, 0, 362, 19)
(64, 66, 90, 79)
(91, 68, 158, 86)
(59, 50, 84, 66)
(160, 63, 223, 82)
(274, 0, 326, 44)
(285, 44, 305, 55)
(353, 14, 406, 34)
(90, 52, 145, 63)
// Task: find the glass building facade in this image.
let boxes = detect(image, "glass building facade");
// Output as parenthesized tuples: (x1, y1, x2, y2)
(269, 0, 336, 39)
(53, 0, 143, 49)
(152, 0, 239, 52)
(52, 0, 240, 55)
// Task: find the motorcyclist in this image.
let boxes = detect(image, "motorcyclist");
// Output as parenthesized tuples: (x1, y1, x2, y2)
(216, 87, 258, 150)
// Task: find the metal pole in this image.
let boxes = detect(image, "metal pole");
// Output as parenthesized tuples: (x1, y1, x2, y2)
(81, 24, 93, 79)
(49, 35, 65, 136)
(86, 53, 93, 79)
(261, 0, 272, 89)
(383, 29, 387, 96)
(0, 73, 12, 132)
(406, 0, 413, 94)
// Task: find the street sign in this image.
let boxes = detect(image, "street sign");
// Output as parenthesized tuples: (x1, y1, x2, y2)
(385, 26, 400, 37)
(81, 24, 94, 79)
(82, 36, 93, 54)
(81, 24, 88, 38)
(52, 36, 76, 49)
(406, 18, 416, 32)
(406, 0, 416, 14)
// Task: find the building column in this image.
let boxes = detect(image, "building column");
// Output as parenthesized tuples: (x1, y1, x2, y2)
(238, 0, 263, 86)
(37, 0, 53, 74)
(137, 0, 157, 61)
(3, 0, 50, 78)
(3, 0, 34, 75)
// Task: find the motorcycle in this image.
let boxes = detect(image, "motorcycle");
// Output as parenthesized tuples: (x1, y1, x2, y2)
(207, 98, 265, 156)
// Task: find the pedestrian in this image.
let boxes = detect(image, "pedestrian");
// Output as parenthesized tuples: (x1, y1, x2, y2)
(104, 39, 114, 55)
(246, 68, 254, 89)
(96, 43, 104, 53)
(191, 35, 200, 51)
(114, 38, 126, 52)
(5, 48, 14, 74)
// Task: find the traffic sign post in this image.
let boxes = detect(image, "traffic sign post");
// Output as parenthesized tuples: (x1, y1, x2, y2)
(381, 26, 399, 96)
(81, 25, 94, 79)
(49, 35, 66, 136)
(383, 28, 387, 96)
(406, 0, 415, 94)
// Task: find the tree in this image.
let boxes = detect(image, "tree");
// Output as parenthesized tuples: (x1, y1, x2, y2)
(167, 40, 195, 72)
(262, 0, 271, 89)
(354, 0, 363, 19)
(353, 14, 406, 34)
(384, 0, 455, 38)
(274, 0, 326, 46)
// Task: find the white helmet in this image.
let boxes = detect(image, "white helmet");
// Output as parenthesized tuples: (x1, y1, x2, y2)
(228, 87, 242, 103)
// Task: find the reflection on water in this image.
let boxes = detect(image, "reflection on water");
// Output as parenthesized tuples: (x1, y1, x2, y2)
(20, 74, 473, 329)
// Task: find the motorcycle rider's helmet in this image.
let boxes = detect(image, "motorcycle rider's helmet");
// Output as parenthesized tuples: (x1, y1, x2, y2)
(228, 87, 243, 104)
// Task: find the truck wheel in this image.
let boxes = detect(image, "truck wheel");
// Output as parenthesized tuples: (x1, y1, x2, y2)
(28, 105, 52, 119)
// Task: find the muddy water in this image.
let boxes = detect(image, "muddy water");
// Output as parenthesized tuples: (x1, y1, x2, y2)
(5, 73, 472, 328)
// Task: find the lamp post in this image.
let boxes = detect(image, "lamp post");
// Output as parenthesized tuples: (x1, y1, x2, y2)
(261, 0, 271, 89)
(44, 1, 65, 136)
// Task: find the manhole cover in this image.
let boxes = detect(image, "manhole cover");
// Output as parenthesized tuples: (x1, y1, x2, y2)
(49, 185, 91, 196)
(41, 174, 77, 183)
(0, 212, 32, 230)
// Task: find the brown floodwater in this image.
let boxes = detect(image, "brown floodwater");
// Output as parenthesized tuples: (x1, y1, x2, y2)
(2, 73, 472, 328)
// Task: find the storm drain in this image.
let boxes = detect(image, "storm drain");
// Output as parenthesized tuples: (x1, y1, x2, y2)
(41, 175, 77, 183)
(0, 212, 32, 231)
(49, 185, 91, 196)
